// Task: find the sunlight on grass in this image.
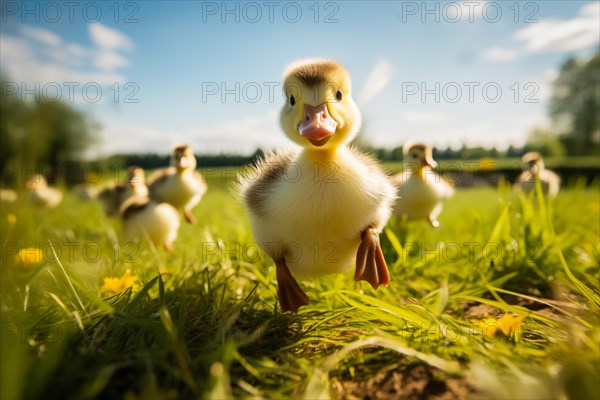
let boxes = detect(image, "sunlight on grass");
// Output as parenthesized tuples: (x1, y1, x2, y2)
(1, 173, 598, 399)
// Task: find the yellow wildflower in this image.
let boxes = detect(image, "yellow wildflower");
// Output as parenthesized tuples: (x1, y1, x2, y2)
(475, 313, 527, 339)
(16, 248, 43, 268)
(7, 214, 16, 224)
(101, 269, 140, 295)
(159, 268, 170, 280)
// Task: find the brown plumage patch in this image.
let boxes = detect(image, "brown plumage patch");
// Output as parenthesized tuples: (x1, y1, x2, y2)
(120, 196, 151, 220)
(406, 143, 427, 153)
(173, 145, 190, 153)
(147, 167, 175, 187)
(287, 60, 344, 87)
(243, 151, 296, 216)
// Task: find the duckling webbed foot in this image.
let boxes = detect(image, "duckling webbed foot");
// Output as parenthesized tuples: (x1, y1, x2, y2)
(184, 208, 197, 225)
(355, 227, 390, 289)
(428, 216, 439, 228)
(275, 259, 309, 312)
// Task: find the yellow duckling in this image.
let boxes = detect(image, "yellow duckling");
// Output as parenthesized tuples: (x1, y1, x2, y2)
(99, 166, 148, 216)
(25, 174, 63, 208)
(391, 141, 454, 228)
(147, 145, 206, 225)
(120, 196, 180, 254)
(0, 188, 17, 203)
(516, 152, 560, 198)
(72, 183, 99, 201)
(240, 59, 396, 312)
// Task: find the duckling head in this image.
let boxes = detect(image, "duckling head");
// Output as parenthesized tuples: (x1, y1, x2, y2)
(172, 145, 197, 172)
(522, 152, 544, 174)
(280, 59, 361, 152)
(403, 141, 437, 171)
(25, 174, 48, 190)
(125, 166, 145, 188)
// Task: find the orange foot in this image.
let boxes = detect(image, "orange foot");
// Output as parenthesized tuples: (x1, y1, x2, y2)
(184, 208, 197, 225)
(354, 227, 390, 289)
(275, 259, 309, 313)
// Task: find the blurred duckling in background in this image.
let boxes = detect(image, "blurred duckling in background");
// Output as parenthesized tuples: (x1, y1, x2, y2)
(391, 141, 454, 228)
(72, 183, 99, 201)
(0, 188, 18, 203)
(99, 166, 148, 216)
(516, 152, 560, 199)
(147, 145, 206, 225)
(241, 59, 396, 312)
(25, 174, 63, 208)
(120, 196, 180, 254)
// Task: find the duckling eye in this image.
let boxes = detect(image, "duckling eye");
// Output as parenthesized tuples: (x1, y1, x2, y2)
(336, 90, 343, 101)
(289, 95, 295, 106)
(411, 153, 418, 159)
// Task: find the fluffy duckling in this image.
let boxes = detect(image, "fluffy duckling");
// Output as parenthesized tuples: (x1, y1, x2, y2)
(72, 183, 99, 201)
(147, 145, 206, 225)
(120, 196, 180, 254)
(240, 59, 396, 312)
(0, 188, 17, 203)
(99, 166, 148, 216)
(25, 174, 63, 208)
(516, 152, 560, 198)
(391, 142, 454, 228)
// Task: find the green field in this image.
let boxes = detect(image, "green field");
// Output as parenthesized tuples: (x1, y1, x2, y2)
(1, 171, 599, 399)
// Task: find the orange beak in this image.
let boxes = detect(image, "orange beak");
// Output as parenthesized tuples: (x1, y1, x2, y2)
(178, 156, 189, 169)
(423, 156, 437, 168)
(298, 103, 338, 147)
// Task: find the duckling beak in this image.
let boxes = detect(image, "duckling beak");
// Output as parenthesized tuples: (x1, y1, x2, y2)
(298, 103, 338, 147)
(423, 157, 437, 168)
(177, 156, 189, 169)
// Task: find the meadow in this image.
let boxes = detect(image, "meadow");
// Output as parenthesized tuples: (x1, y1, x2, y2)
(1, 169, 599, 399)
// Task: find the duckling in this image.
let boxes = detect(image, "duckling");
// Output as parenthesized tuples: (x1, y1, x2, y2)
(99, 166, 148, 216)
(147, 145, 206, 225)
(516, 152, 560, 198)
(0, 188, 17, 203)
(72, 183, 99, 201)
(391, 142, 454, 228)
(240, 59, 396, 312)
(25, 174, 63, 208)
(120, 196, 180, 254)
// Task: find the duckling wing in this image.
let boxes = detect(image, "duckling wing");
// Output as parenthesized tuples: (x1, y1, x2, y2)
(241, 150, 297, 217)
(147, 167, 176, 188)
(391, 171, 412, 187)
(119, 196, 151, 219)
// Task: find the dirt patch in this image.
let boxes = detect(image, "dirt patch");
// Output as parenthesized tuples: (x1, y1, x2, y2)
(331, 364, 474, 400)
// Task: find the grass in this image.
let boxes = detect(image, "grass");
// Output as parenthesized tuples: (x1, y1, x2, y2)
(1, 170, 599, 399)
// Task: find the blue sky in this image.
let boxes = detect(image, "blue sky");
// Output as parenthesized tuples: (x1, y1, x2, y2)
(1, 1, 598, 156)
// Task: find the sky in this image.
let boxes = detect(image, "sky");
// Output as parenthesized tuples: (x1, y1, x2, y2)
(1, 1, 599, 156)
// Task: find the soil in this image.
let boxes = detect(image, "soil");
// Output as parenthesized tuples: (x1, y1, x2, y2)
(331, 364, 475, 400)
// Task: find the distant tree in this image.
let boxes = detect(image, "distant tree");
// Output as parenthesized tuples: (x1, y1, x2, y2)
(525, 127, 566, 157)
(1, 78, 98, 186)
(549, 52, 600, 155)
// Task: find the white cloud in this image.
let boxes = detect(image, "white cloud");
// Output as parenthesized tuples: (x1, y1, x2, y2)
(481, 47, 518, 62)
(481, 2, 599, 62)
(89, 23, 134, 51)
(0, 23, 134, 101)
(358, 59, 394, 106)
(97, 109, 294, 156)
(94, 50, 129, 70)
(20, 26, 62, 47)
